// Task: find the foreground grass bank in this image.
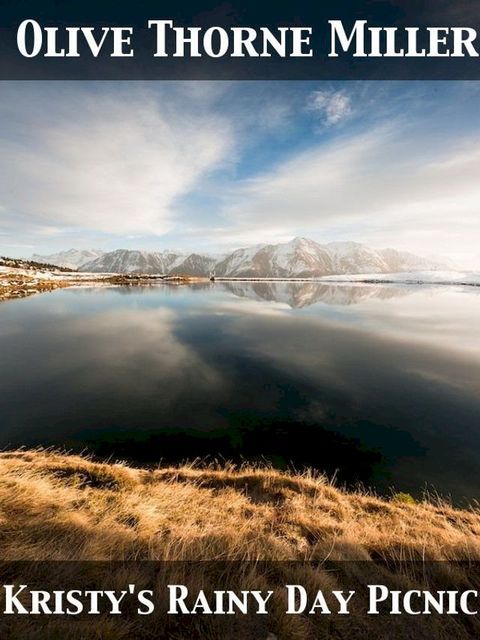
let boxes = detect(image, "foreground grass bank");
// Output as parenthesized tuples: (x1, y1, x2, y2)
(1, 450, 479, 562)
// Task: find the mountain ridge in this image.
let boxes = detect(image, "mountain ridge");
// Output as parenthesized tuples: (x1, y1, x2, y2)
(31, 248, 104, 270)
(32, 238, 453, 277)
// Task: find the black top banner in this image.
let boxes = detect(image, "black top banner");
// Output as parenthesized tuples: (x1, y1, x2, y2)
(1, 0, 480, 79)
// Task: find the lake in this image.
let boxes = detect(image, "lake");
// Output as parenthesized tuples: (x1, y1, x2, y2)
(1, 281, 479, 503)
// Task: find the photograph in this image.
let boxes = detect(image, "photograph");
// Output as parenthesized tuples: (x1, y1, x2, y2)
(1, 2, 480, 639)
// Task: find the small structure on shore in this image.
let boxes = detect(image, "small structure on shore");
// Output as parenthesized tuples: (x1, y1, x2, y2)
(209, 271, 216, 282)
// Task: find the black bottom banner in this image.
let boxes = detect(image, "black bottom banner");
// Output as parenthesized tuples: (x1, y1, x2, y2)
(0, 561, 479, 639)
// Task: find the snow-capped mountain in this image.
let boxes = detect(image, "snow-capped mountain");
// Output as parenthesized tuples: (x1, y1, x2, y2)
(34, 239, 451, 277)
(31, 249, 104, 270)
(214, 238, 332, 278)
(215, 238, 449, 278)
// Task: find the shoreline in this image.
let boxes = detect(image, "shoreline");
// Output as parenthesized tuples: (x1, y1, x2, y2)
(0, 270, 207, 302)
(2, 268, 479, 303)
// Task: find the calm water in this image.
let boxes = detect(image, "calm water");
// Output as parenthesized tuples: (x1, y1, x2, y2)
(1, 282, 479, 502)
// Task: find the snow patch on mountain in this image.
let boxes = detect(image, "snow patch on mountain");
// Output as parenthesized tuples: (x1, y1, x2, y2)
(31, 249, 104, 270)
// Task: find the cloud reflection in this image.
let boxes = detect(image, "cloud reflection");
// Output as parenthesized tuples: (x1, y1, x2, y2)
(0, 283, 479, 502)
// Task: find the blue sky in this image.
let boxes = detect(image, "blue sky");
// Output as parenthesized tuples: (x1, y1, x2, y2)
(1, 81, 480, 266)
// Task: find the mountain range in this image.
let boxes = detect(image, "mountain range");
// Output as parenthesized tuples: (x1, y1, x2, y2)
(32, 238, 453, 278)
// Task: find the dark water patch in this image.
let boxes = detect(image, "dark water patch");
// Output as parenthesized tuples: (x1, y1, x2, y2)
(76, 418, 386, 489)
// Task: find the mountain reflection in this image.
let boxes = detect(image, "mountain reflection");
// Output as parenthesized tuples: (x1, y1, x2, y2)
(221, 281, 415, 308)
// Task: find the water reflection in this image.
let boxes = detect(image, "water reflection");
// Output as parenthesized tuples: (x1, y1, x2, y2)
(0, 282, 479, 503)
(222, 281, 415, 307)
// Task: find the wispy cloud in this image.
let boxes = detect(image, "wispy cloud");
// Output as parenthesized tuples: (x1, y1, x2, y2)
(219, 121, 480, 263)
(306, 90, 352, 126)
(0, 86, 232, 236)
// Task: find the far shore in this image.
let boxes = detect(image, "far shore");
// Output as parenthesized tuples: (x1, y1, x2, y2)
(1, 264, 479, 302)
(0, 268, 208, 301)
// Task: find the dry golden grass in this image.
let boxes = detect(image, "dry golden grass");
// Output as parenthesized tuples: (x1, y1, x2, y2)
(0, 449, 479, 563)
(1, 450, 480, 639)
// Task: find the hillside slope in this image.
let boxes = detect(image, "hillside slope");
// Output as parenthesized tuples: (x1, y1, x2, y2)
(1, 450, 478, 562)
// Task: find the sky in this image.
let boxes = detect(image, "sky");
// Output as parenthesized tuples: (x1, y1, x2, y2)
(0, 80, 479, 267)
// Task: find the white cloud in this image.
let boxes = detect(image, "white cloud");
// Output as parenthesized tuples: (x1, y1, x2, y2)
(0, 88, 232, 235)
(220, 124, 480, 264)
(306, 90, 352, 126)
